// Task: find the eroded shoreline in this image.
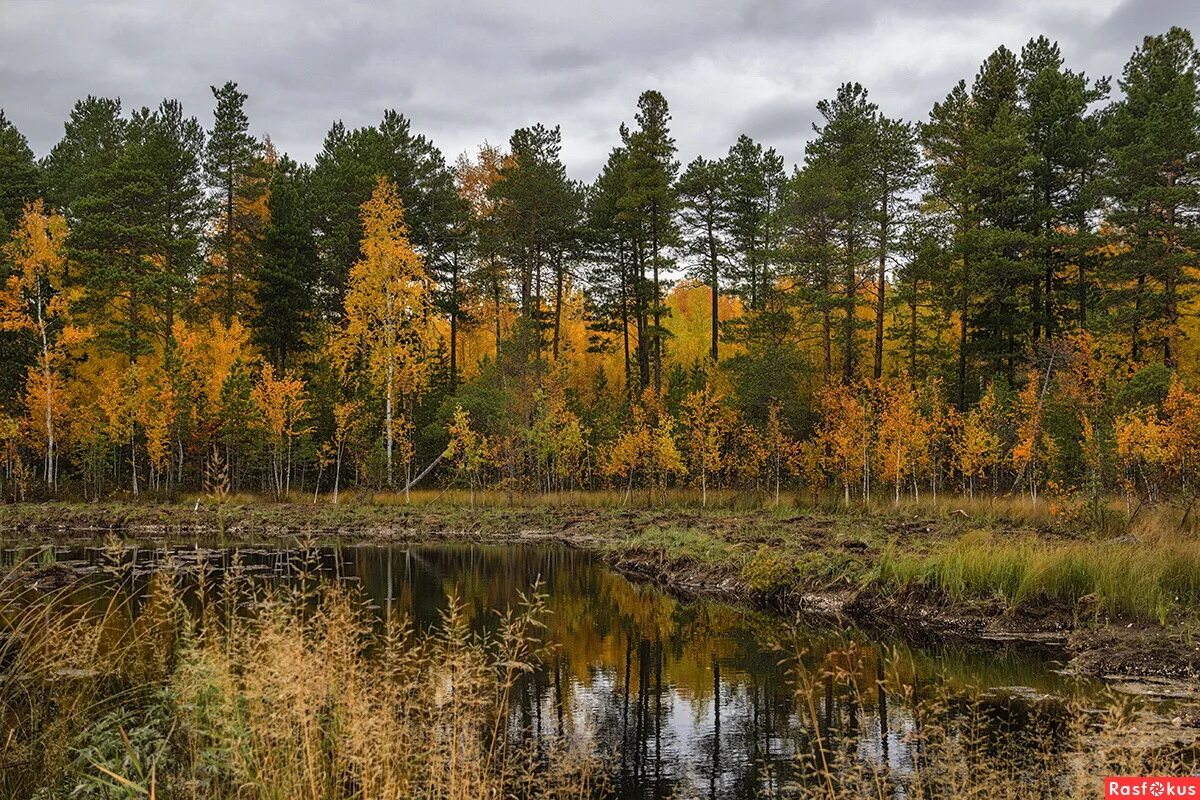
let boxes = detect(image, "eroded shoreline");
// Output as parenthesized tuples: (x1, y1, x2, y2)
(2, 501, 1198, 689)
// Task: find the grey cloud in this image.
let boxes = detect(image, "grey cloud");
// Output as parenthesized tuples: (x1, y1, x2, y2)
(531, 46, 604, 71)
(2, 0, 1199, 180)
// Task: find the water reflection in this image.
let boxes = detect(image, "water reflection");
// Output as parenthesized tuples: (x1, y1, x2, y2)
(4, 541, 1098, 799)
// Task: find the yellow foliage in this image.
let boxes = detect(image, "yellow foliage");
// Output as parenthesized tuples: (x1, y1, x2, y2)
(176, 317, 255, 413)
(663, 280, 744, 368)
(814, 382, 872, 501)
(338, 177, 438, 404)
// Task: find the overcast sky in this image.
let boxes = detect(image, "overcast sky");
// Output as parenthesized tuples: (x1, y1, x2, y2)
(2, 0, 1197, 181)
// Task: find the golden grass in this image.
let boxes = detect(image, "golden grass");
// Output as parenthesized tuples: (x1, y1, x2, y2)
(778, 640, 1193, 800)
(0, 548, 599, 799)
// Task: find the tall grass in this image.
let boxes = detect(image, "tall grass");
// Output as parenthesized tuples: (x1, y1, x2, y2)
(874, 531, 1200, 622)
(0, 549, 599, 799)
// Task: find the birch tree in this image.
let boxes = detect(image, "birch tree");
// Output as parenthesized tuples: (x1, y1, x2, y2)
(337, 177, 438, 491)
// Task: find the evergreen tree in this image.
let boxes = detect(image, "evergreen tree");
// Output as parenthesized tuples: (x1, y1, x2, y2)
(0, 111, 42, 408)
(1019, 36, 1109, 339)
(1102, 27, 1200, 368)
(133, 99, 207, 347)
(204, 81, 260, 326)
(44, 97, 163, 360)
(779, 160, 841, 382)
(585, 145, 640, 396)
(620, 90, 679, 393)
(677, 156, 730, 362)
(310, 111, 460, 319)
(969, 46, 1036, 384)
(805, 82, 879, 382)
(722, 134, 785, 312)
(921, 80, 980, 408)
(0, 111, 40, 240)
(255, 157, 320, 369)
(869, 115, 921, 379)
(43, 96, 126, 221)
(491, 123, 579, 323)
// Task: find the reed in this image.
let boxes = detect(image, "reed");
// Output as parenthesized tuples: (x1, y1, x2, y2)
(0, 547, 599, 799)
(776, 640, 1195, 800)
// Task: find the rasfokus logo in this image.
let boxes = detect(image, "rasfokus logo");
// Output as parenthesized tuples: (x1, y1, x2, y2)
(1106, 777, 1200, 797)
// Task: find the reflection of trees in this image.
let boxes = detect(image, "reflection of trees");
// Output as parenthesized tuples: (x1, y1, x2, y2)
(27, 542, 1100, 800)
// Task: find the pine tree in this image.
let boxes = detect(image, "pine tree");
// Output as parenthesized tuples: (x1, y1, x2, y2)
(1019, 36, 1109, 339)
(204, 81, 260, 326)
(723, 134, 784, 311)
(805, 83, 880, 382)
(43, 96, 126, 218)
(620, 91, 679, 394)
(311, 111, 460, 319)
(869, 116, 921, 379)
(0, 111, 40, 241)
(1102, 27, 1200, 368)
(677, 156, 730, 362)
(133, 99, 207, 348)
(779, 160, 841, 381)
(0, 111, 42, 407)
(255, 157, 319, 369)
(491, 124, 581, 343)
(922, 81, 981, 409)
(970, 46, 1036, 385)
(586, 145, 640, 395)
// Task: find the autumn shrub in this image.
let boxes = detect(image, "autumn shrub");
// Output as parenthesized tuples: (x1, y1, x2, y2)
(740, 545, 795, 593)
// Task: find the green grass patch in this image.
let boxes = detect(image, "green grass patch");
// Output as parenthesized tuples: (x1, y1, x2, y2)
(611, 525, 742, 566)
(874, 531, 1200, 623)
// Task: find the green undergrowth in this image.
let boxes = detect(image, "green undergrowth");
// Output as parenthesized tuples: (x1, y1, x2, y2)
(608, 525, 741, 566)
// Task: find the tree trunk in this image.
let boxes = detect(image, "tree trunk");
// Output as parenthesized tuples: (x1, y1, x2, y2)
(552, 250, 564, 360)
(225, 167, 235, 327)
(385, 293, 395, 488)
(956, 254, 970, 411)
(707, 216, 719, 362)
(842, 234, 857, 383)
(449, 244, 459, 392)
(874, 196, 887, 380)
(620, 241, 633, 398)
(651, 202, 662, 394)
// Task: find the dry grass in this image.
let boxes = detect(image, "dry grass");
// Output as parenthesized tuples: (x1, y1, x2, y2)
(777, 640, 1196, 800)
(308, 486, 785, 511)
(0, 546, 599, 799)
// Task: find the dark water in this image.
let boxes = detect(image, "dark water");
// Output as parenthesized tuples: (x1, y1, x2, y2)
(3, 540, 1101, 799)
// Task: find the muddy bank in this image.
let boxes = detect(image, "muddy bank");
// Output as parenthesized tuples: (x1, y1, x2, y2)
(0, 500, 1196, 685)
